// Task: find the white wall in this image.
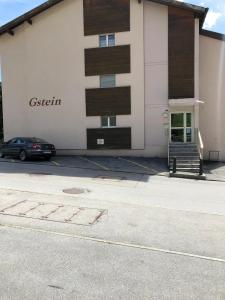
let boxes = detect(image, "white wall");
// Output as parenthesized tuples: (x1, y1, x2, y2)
(199, 35, 225, 161)
(144, 1, 169, 157)
(0, 0, 145, 152)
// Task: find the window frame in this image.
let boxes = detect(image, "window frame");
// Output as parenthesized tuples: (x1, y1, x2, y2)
(101, 116, 117, 128)
(99, 33, 115, 48)
(100, 74, 116, 88)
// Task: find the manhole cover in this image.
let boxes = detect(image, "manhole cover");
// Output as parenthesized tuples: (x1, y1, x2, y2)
(62, 188, 90, 194)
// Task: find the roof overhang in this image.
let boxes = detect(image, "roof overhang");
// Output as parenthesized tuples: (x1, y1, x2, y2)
(0, 0, 64, 36)
(200, 29, 225, 42)
(148, 0, 208, 28)
(0, 0, 209, 37)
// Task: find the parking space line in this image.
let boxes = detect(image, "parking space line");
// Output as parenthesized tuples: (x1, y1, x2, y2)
(11, 159, 16, 163)
(118, 157, 158, 173)
(51, 160, 60, 166)
(2, 224, 225, 264)
(79, 156, 109, 171)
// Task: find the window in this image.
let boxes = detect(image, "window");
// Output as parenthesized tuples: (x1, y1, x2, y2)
(108, 34, 115, 46)
(101, 116, 116, 128)
(17, 139, 26, 144)
(99, 34, 115, 47)
(100, 75, 116, 88)
(9, 138, 17, 144)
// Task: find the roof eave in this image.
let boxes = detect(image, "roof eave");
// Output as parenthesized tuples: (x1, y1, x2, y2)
(200, 29, 225, 42)
(0, 0, 64, 36)
(149, 0, 208, 28)
(0, 0, 209, 37)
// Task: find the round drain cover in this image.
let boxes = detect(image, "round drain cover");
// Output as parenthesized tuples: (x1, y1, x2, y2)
(63, 188, 90, 195)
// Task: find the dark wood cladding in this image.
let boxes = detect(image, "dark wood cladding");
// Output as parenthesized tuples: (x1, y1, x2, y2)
(168, 6, 195, 99)
(86, 87, 131, 116)
(87, 128, 131, 149)
(85, 45, 130, 76)
(83, 0, 130, 36)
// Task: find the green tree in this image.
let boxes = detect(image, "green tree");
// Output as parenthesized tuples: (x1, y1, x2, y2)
(0, 82, 3, 140)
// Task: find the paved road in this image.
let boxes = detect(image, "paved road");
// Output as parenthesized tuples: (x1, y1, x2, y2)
(0, 160, 224, 299)
(0, 225, 224, 300)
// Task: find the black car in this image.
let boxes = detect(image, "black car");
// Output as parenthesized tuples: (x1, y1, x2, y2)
(0, 137, 56, 161)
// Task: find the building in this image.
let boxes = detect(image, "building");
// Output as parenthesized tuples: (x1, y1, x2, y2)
(0, 0, 224, 170)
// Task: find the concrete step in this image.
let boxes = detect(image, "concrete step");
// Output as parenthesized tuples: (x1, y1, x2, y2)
(176, 167, 200, 171)
(169, 143, 196, 145)
(170, 164, 200, 169)
(169, 156, 200, 160)
(169, 159, 200, 163)
(169, 144, 198, 147)
(169, 147, 198, 150)
(169, 144, 197, 148)
(169, 149, 198, 153)
(169, 153, 199, 157)
(169, 171, 206, 180)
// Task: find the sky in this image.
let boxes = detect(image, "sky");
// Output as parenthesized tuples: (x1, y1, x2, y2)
(0, 0, 224, 34)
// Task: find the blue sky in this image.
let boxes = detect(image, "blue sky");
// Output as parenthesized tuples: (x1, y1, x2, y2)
(0, 0, 224, 33)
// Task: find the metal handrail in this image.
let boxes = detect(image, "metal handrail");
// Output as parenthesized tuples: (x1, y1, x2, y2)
(195, 128, 204, 160)
(172, 157, 177, 174)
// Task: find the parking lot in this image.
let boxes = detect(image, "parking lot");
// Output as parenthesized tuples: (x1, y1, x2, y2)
(0, 155, 168, 176)
(1, 155, 225, 181)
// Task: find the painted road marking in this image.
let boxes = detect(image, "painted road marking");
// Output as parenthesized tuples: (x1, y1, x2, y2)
(52, 160, 60, 166)
(118, 157, 158, 173)
(11, 159, 16, 163)
(2, 224, 225, 264)
(79, 156, 109, 171)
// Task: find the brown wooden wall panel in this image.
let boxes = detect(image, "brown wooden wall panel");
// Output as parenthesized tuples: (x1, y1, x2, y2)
(168, 6, 195, 99)
(87, 128, 131, 149)
(86, 87, 131, 116)
(85, 45, 130, 76)
(83, 0, 130, 36)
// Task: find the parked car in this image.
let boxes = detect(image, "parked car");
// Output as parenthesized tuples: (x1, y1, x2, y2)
(0, 137, 56, 161)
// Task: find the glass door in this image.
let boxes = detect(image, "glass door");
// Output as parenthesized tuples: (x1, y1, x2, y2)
(170, 112, 192, 143)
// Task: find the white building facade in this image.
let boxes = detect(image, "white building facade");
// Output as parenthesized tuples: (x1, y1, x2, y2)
(0, 0, 224, 164)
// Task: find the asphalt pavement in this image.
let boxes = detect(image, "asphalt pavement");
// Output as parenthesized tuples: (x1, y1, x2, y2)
(0, 158, 224, 299)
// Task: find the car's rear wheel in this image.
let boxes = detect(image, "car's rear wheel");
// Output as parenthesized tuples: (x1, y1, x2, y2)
(45, 156, 51, 161)
(19, 150, 27, 161)
(0, 153, 5, 158)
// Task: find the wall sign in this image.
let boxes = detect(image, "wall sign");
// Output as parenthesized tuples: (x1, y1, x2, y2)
(97, 139, 104, 145)
(29, 97, 62, 107)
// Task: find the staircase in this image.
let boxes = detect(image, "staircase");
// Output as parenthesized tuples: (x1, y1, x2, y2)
(169, 143, 205, 179)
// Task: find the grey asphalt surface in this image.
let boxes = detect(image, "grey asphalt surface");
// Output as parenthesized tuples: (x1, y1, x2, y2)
(0, 155, 168, 175)
(0, 225, 224, 300)
(204, 161, 225, 181)
(0, 158, 224, 299)
(0, 155, 225, 181)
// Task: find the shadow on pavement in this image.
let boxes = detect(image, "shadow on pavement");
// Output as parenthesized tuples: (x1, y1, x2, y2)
(0, 156, 169, 183)
(204, 161, 225, 181)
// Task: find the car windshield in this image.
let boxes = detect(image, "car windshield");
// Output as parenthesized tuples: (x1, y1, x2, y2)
(24, 138, 48, 143)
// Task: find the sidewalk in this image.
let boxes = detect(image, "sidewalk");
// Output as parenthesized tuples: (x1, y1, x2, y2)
(204, 161, 225, 182)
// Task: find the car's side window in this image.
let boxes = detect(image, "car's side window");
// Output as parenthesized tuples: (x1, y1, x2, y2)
(17, 139, 24, 145)
(9, 138, 17, 144)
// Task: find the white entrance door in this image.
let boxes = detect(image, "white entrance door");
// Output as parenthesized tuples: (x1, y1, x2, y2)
(170, 112, 193, 143)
